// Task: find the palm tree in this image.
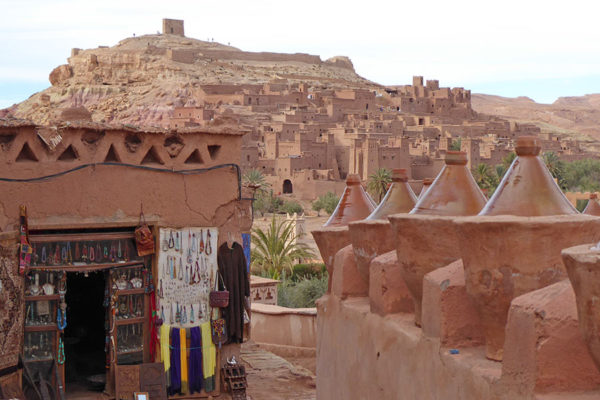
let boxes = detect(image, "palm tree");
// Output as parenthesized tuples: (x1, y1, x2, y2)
(473, 163, 499, 193)
(502, 152, 517, 171)
(367, 168, 392, 203)
(251, 217, 315, 279)
(242, 169, 270, 193)
(449, 137, 462, 151)
(542, 151, 565, 188)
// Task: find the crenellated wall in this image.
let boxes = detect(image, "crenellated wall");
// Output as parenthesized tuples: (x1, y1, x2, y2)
(314, 215, 600, 399)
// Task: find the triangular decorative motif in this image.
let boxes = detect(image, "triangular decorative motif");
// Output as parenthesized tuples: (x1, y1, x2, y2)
(104, 144, 121, 162)
(207, 145, 221, 160)
(184, 149, 204, 165)
(141, 146, 164, 165)
(15, 142, 38, 162)
(57, 145, 78, 161)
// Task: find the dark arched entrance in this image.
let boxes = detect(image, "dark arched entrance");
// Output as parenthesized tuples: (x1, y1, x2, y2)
(283, 179, 293, 194)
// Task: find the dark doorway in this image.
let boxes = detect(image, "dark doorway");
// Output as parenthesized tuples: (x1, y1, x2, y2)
(64, 271, 107, 392)
(283, 179, 293, 194)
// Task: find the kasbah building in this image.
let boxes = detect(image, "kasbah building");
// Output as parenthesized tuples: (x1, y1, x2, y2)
(3, 17, 600, 400)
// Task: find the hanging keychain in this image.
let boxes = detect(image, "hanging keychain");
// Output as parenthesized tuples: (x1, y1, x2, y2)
(175, 232, 180, 252)
(178, 258, 183, 281)
(205, 230, 212, 255)
(168, 230, 175, 249)
(190, 304, 195, 323)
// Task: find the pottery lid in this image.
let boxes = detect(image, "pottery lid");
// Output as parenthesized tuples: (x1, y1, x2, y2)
(479, 138, 577, 216)
(366, 172, 417, 220)
(410, 152, 487, 216)
(445, 151, 468, 165)
(583, 194, 600, 216)
(324, 174, 375, 227)
(515, 136, 541, 156)
(392, 169, 409, 182)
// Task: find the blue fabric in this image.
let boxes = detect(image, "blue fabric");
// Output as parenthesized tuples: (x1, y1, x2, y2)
(188, 327, 204, 394)
(169, 327, 181, 395)
(242, 233, 251, 273)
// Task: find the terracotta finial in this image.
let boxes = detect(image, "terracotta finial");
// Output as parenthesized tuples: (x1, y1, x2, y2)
(515, 136, 541, 156)
(410, 152, 486, 216)
(323, 174, 375, 227)
(391, 169, 408, 182)
(444, 151, 468, 165)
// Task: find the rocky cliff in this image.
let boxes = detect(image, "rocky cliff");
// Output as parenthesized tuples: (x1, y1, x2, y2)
(7, 34, 375, 127)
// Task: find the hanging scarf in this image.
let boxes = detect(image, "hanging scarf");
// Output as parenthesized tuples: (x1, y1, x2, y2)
(201, 322, 216, 392)
(170, 327, 181, 395)
(180, 328, 189, 394)
(159, 324, 171, 371)
(149, 292, 159, 361)
(188, 326, 203, 394)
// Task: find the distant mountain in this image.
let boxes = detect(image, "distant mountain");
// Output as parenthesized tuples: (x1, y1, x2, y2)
(4, 34, 375, 127)
(472, 93, 600, 143)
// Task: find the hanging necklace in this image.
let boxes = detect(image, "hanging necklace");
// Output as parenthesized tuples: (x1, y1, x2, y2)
(66, 242, 72, 264)
(185, 264, 190, 284)
(161, 306, 165, 322)
(190, 304, 195, 323)
(191, 233, 197, 253)
(41, 246, 47, 264)
(103, 246, 109, 260)
(89, 245, 95, 262)
(178, 258, 183, 281)
(168, 231, 175, 249)
(57, 336, 65, 365)
(199, 230, 205, 254)
(57, 306, 67, 330)
(54, 244, 60, 265)
(123, 243, 129, 262)
(110, 242, 116, 263)
(158, 279, 163, 298)
(175, 232, 180, 252)
(96, 243, 102, 262)
(175, 302, 181, 323)
(61, 245, 67, 263)
(181, 305, 187, 324)
(82, 244, 88, 261)
(117, 241, 122, 259)
(205, 230, 212, 255)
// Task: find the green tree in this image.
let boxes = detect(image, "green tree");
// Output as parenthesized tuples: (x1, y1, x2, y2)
(562, 159, 600, 192)
(242, 169, 270, 194)
(281, 200, 303, 215)
(502, 152, 517, 171)
(312, 192, 340, 216)
(251, 217, 315, 279)
(253, 190, 283, 215)
(473, 163, 499, 193)
(542, 151, 565, 188)
(449, 137, 462, 151)
(367, 168, 392, 203)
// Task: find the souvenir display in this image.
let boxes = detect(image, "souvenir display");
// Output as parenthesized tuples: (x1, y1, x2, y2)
(31, 238, 140, 267)
(157, 228, 218, 328)
(117, 323, 144, 354)
(24, 331, 55, 361)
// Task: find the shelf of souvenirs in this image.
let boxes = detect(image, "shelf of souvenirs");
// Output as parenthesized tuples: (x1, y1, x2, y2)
(23, 356, 55, 363)
(115, 317, 145, 325)
(30, 231, 136, 243)
(116, 348, 144, 356)
(28, 260, 144, 272)
(25, 294, 61, 301)
(24, 324, 58, 332)
(114, 288, 146, 296)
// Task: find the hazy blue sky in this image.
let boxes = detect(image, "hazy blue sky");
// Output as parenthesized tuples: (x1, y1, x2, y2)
(2, 0, 600, 108)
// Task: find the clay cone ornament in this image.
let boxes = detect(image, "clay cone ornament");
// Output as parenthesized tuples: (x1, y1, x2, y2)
(479, 136, 577, 216)
(367, 169, 416, 221)
(562, 244, 600, 372)
(313, 174, 374, 293)
(583, 193, 600, 216)
(457, 137, 599, 361)
(349, 169, 416, 283)
(323, 174, 375, 227)
(417, 178, 433, 200)
(410, 151, 487, 216)
(389, 151, 486, 326)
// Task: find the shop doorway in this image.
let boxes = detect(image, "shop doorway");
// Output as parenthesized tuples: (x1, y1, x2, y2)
(64, 271, 107, 393)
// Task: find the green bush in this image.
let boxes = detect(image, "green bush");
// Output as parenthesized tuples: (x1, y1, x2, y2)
(312, 192, 340, 215)
(290, 263, 326, 281)
(281, 200, 303, 215)
(277, 275, 328, 308)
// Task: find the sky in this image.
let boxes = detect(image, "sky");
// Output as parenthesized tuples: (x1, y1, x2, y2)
(2, 0, 600, 108)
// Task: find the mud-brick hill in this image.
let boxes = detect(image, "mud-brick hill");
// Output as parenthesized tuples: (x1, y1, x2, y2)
(6, 34, 376, 127)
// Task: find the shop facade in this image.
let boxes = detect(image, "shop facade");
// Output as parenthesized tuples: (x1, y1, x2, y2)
(0, 118, 253, 399)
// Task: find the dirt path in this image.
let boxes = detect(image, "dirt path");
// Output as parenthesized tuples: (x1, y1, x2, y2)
(239, 342, 316, 400)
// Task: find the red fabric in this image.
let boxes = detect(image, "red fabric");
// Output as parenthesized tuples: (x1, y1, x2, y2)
(149, 291, 159, 361)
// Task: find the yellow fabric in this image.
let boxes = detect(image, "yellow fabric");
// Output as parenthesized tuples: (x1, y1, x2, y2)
(180, 328, 189, 394)
(159, 324, 170, 372)
(201, 322, 216, 378)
